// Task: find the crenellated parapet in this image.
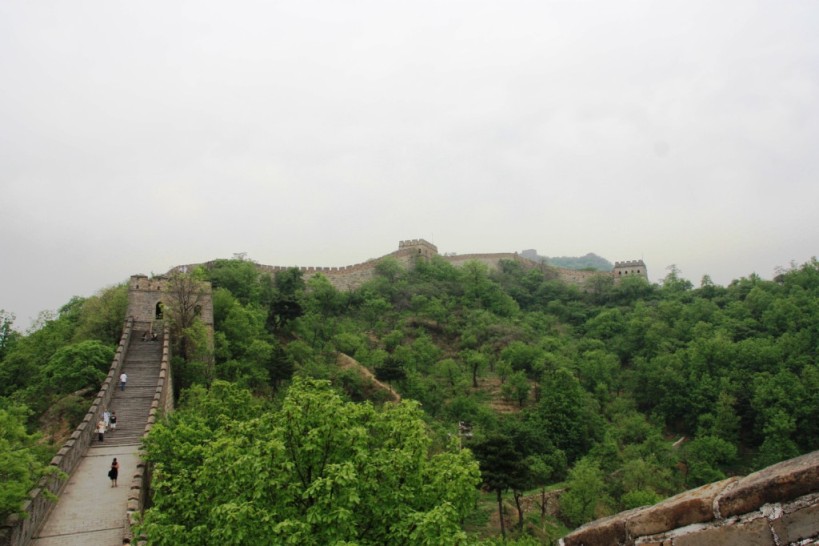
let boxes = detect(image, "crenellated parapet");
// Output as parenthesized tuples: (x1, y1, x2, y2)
(612, 259, 647, 281)
(398, 239, 438, 254)
(167, 241, 648, 293)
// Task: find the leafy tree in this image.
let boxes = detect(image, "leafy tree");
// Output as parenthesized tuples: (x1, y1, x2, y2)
(501, 371, 530, 407)
(682, 436, 737, 487)
(41, 340, 114, 394)
(206, 259, 263, 306)
(72, 284, 128, 345)
(139, 378, 479, 545)
(471, 434, 530, 538)
(560, 457, 610, 527)
(165, 271, 211, 362)
(0, 310, 18, 366)
(0, 404, 64, 520)
(527, 368, 603, 463)
(267, 268, 305, 331)
(463, 349, 488, 388)
(374, 355, 406, 390)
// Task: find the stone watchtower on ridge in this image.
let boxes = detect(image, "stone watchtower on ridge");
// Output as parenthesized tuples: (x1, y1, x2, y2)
(397, 239, 438, 259)
(126, 274, 214, 333)
(612, 260, 648, 281)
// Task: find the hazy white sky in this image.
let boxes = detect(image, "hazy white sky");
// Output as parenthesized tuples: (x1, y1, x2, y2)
(2, 1, 818, 329)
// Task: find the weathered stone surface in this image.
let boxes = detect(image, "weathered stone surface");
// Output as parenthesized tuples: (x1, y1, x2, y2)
(562, 508, 643, 546)
(627, 478, 737, 537)
(717, 451, 819, 518)
(770, 494, 819, 545)
(672, 516, 773, 546)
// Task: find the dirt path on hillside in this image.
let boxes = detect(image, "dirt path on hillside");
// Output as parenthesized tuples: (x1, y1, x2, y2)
(337, 353, 401, 403)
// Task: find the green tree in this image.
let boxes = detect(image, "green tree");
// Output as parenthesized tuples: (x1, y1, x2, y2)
(560, 457, 610, 527)
(683, 436, 737, 487)
(501, 371, 530, 407)
(139, 378, 479, 545)
(267, 268, 305, 331)
(0, 404, 64, 519)
(471, 434, 530, 538)
(0, 310, 18, 363)
(72, 284, 128, 345)
(165, 271, 211, 362)
(40, 340, 114, 393)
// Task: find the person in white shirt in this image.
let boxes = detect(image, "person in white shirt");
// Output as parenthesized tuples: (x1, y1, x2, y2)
(120, 372, 128, 391)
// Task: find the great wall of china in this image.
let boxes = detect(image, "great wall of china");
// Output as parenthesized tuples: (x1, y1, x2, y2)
(170, 238, 648, 291)
(4, 240, 818, 545)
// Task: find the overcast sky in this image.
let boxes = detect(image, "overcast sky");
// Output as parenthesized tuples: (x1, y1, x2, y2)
(2, 1, 818, 329)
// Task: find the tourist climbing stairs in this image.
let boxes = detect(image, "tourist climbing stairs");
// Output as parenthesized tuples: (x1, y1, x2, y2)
(95, 331, 162, 447)
(31, 329, 164, 546)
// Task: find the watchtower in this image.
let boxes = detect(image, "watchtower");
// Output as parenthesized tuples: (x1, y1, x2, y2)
(612, 260, 648, 281)
(397, 239, 438, 259)
(126, 274, 214, 332)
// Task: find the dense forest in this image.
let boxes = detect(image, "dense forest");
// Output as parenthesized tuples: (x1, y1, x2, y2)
(2, 255, 818, 544)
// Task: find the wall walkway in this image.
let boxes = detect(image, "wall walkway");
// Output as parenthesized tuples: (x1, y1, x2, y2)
(0, 321, 172, 546)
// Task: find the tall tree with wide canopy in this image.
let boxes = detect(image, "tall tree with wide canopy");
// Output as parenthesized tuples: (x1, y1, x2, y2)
(139, 378, 479, 545)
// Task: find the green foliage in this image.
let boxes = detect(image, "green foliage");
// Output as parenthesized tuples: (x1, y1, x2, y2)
(7, 249, 819, 541)
(206, 259, 264, 306)
(0, 404, 64, 519)
(139, 378, 480, 545)
(683, 436, 738, 486)
(72, 284, 128, 345)
(41, 340, 114, 393)
(559, 457, 611, 527)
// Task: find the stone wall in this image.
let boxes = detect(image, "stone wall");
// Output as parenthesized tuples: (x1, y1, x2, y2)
(613, 260, 648, 281)
(560, 450, 819, 546)
(125, 323, 173, 544)
(443, 252, 521, 271)
(0, 319, 134, 546)
(169, 239, 646, 295)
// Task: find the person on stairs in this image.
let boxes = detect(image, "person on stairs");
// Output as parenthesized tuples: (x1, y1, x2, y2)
(120, 372, 128, 391)
(97, 419, 106, 442)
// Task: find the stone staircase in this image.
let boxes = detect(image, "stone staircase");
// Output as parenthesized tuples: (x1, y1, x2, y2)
(93, 331, 162, 447)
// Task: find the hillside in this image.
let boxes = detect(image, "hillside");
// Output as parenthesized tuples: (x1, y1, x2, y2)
(3, 255, 818, 543)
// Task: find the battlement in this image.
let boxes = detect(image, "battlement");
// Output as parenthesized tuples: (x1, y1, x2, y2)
(612, 259, 648, 280)
(613, 260, 646, 268)
(167, 241, 647, 293)
(398, 239, 438, 256)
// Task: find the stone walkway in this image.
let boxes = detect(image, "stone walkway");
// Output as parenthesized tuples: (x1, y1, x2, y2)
(31, 445, 138, 546)
(31, 332, 162, 546)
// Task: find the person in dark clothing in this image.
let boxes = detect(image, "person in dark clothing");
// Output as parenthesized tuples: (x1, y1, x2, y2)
(108, 457, 120, 487)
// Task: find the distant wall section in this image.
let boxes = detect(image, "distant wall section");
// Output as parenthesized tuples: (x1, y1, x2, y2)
(170, 239, 646, 294)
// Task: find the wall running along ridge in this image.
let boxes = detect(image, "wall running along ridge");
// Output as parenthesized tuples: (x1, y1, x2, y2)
(168, 239, 647, 292)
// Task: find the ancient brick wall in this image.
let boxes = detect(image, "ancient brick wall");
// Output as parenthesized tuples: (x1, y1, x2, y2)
(560, 450, 819, 546)
(613, 259, 648, 281)
(171, 240, 644, 295)
(0, 320, 135, 546)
